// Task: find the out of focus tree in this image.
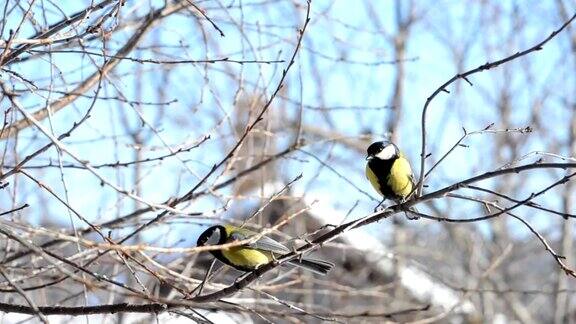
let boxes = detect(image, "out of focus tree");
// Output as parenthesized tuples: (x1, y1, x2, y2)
(1, 0, 576, 322)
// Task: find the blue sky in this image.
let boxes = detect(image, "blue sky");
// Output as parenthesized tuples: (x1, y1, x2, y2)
(1, 0, 574, 248)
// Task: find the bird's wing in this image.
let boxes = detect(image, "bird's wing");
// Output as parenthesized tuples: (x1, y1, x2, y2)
(229, 230, 290, 254)
(228, 231, 248, 242)
(406, 158, 417, 193)
(250, 235, 291, 254)
(408, 169, 416, 184)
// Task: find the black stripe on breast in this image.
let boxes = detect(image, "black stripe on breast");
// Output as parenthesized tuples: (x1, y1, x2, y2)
(368, 158, 400, 199)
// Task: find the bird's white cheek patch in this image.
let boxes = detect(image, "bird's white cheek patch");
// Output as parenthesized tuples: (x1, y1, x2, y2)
(207, 233, 220, 245)
(376, 145, 396, 160)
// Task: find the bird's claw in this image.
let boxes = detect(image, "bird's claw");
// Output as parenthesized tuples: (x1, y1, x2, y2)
(373, 205, 388, 213)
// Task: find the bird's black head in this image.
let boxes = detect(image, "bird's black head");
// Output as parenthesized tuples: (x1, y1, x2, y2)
(366, 141, 399, 161)
(197, 225, 226, 247)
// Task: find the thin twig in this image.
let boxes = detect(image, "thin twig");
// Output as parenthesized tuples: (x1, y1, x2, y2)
(417, 12, 576, 195)
(0, 267, 48, 323)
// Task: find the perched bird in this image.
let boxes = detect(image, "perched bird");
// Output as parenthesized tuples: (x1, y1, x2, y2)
(365, 141, 418, 217)
(196, 224, 334, 275)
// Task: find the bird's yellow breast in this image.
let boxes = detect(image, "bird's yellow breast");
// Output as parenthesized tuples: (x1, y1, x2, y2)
(221, 246, 273, 269)
(365, 163, 383, 196)
(388, 156, 413, 198)
(366, 154, 414, 199)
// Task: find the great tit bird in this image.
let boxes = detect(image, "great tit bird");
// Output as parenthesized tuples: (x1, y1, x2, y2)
(197, 224, 334, 275)
(365, 141, 418, 216)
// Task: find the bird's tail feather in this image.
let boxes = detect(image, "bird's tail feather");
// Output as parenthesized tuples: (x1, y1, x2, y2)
(288, 258, 334, 275)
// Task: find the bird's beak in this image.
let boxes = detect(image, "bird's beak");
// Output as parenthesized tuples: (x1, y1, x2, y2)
(366, 155, 373, 161)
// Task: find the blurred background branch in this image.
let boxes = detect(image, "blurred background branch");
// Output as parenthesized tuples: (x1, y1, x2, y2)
(1, 0, 576, 322)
